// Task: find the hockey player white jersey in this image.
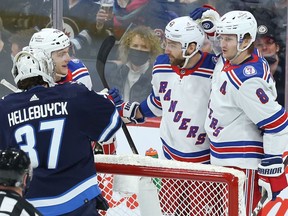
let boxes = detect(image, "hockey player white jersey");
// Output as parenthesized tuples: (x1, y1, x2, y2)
(140, 53, 217, 163)
(205, 54, 288, 169)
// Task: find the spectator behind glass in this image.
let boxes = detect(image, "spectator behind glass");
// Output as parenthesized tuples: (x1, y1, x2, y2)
(62, 0, 101, 59)
(9, 28, 37, 59)
(105, 25, 163, 102)
(42, 0, 101, 59)
(0, 0, 50, 33)
(253, 8, 286, 107)
(96, 0, 183, 41)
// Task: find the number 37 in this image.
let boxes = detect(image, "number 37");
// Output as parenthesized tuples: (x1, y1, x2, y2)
(14, 119, 65, 169)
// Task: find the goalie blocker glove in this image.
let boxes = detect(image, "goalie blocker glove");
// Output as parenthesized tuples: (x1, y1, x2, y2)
(258, 156, 288, 201)
(189, 4, 220, 37)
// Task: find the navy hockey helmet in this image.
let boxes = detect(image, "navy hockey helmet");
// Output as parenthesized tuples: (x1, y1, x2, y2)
(0, 148, 32, 189)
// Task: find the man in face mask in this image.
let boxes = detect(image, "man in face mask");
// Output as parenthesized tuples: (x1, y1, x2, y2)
(253, 8, 286, 106)
(255, 28, 281, 76)
(255, 26, 285, 107)
(105, 25, 163, 102)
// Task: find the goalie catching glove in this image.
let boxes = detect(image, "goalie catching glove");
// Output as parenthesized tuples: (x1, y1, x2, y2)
(258, 156, 288, 201)
(189, 4, 220, 37)
(108, 88, 145, 124)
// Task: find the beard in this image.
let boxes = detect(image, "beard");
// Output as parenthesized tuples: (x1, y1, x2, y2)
(170, 56, 186, 67)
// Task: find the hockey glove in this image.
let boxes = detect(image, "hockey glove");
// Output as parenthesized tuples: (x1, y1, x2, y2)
(189, 4, 220, 36)
(258, 156, 288, 201)
(108, 88, 144, 123)
(99, 136, 117, 155)
(117, 101, 144, 124)
(98, 88, 109, 96)
(108, 87, 123, 106)
(98, 88, 115, 103)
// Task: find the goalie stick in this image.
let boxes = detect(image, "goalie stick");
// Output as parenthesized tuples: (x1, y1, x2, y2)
(96, 35, 139, 154)
(252, 155, 288, 216)
(0, 79, 19, 92)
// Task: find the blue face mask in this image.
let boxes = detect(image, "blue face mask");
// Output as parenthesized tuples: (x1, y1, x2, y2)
(128, 48, 150, 66)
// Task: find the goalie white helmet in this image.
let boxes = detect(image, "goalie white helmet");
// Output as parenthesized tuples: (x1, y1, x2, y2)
(165, 16, 205, 67)
(29, 28, 70, 56)
(12, 49, 55, 87)
(216, 11, 257, 46)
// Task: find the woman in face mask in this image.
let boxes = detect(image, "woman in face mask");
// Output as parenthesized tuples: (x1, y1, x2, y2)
(105, 25, 163, 102)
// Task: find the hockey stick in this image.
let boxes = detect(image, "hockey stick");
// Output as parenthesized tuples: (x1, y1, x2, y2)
(252, 156, 288, 216)
(251, 189, 268, 216)
(0, 79, 19, 92)
(96, 35, 139, 154)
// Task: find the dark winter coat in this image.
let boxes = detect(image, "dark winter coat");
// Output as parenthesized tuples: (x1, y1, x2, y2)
(105, 61, 152, 102)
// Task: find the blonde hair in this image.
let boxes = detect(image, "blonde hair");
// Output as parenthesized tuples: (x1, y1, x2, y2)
(118, 25, 163, 64)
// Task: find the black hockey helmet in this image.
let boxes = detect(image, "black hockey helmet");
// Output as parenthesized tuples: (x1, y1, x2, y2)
(0, 148, 32, 189)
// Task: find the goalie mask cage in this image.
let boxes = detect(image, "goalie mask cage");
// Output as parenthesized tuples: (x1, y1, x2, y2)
(95, 155, 246, 216)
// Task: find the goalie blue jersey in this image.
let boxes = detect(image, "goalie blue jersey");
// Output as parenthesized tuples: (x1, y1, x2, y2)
(0, 82, 121, 215)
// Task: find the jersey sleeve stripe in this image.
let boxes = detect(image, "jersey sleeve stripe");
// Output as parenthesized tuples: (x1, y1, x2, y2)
(144, 94, 162, 116)
(72, 72, 90, 80)
(263, 120, 288, 133)
(139, 100, 156, 117)
(152, 64, 173, 75)
(263, 112, 288, 131)
(257, 108, 288, 132)
(72, 68, 88, 75)
(98, 109, 121, 142)
(150, 93, 162, 108)
(71, 68, 90, 80)
(210, 143, 263, 153)
(211, 151, 263, 159)
(210, 141, 264, 159)
(210, 140, 263, 148)
(140, 89, 163, 117)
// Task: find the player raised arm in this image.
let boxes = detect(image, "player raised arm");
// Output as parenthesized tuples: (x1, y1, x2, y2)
(190, 5, 222, 56)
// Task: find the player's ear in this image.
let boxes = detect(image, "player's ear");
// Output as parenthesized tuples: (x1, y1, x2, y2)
(240, 38, 252, 50)
(276, 44, 280, 53)
(187, 42, 197, 55)
(22, 173, 28, 188)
